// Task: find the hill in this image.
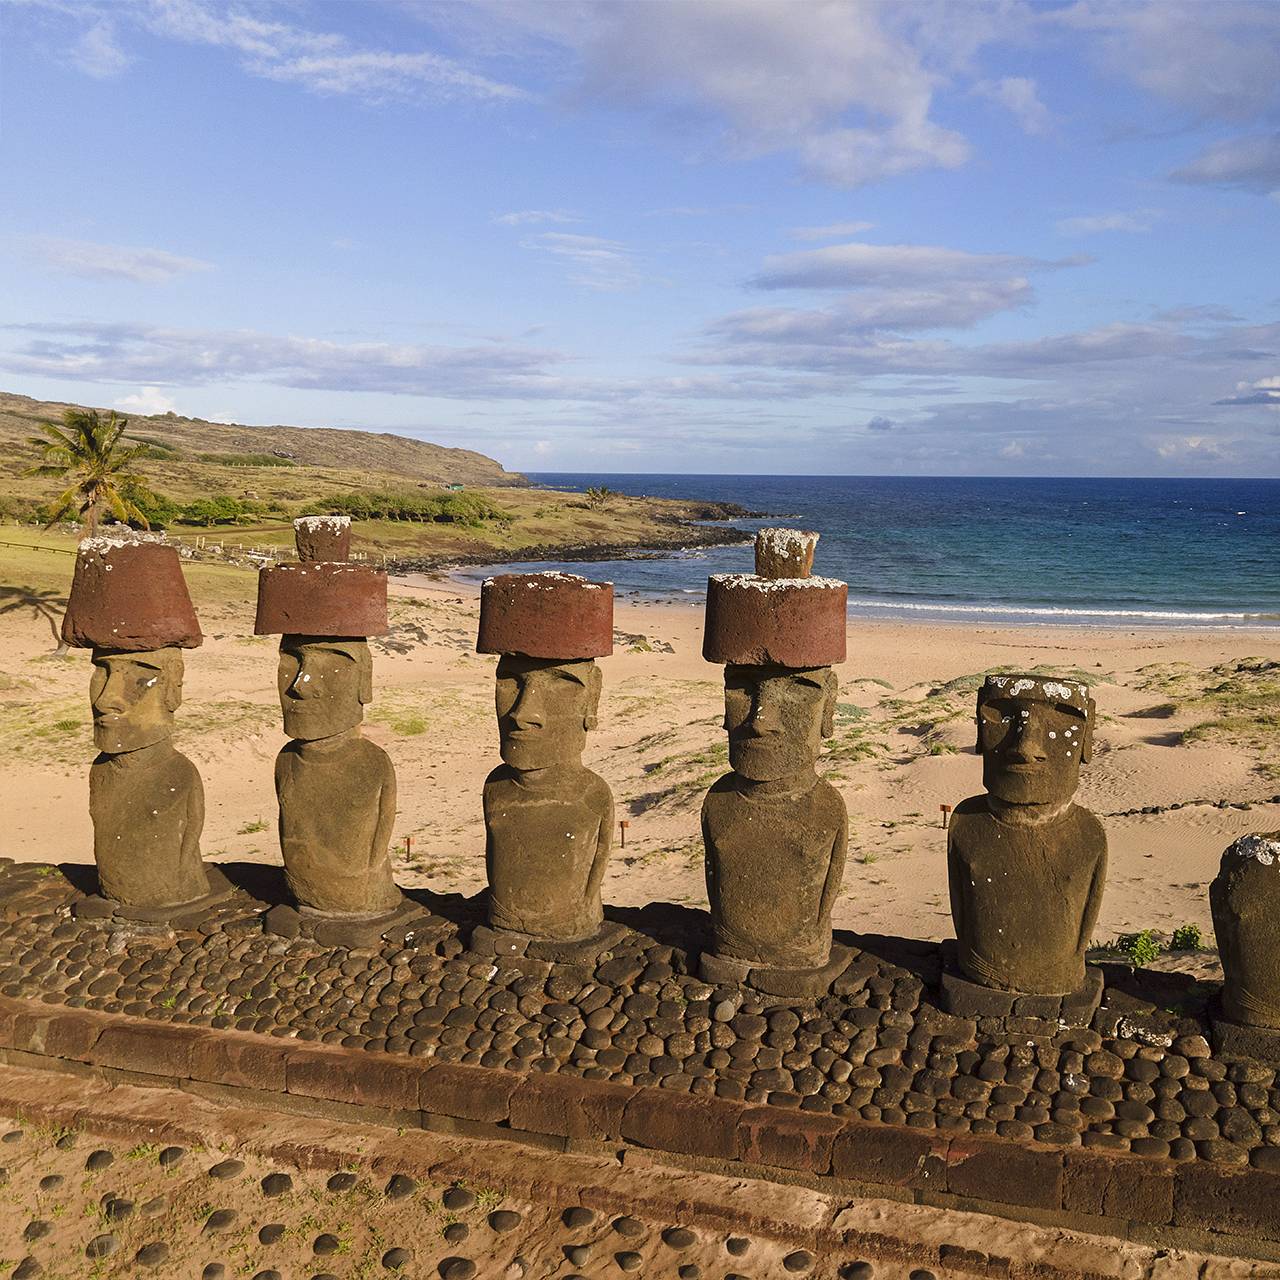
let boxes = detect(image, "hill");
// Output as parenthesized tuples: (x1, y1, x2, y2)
(0, 392, 525, 503)
(0, 391, 751, 566)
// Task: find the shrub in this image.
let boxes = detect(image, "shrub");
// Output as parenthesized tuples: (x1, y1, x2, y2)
(1117, 929, 1162, 967)
(197, 452, 295, 467)
(1171, 923, 1203, 951)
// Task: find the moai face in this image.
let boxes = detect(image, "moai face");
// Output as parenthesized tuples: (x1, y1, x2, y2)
(724, 664, 837, 784)
(90, 647, 183, 753)
(495, 655, 601, 773)
(278, 636, 371, 742)
(978, 676, 1093, 808)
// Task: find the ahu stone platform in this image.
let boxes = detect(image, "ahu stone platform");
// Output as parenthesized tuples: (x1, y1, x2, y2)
(0, 859, 1279, 1262)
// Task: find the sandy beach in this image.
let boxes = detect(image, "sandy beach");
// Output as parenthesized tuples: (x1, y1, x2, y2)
(3, 558, 1277, 966)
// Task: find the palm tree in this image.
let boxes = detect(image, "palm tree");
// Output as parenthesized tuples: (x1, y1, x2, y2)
(26, 408, 151, 534)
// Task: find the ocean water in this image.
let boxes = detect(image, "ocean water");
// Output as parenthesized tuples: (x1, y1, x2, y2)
(457, 474, 1280, 628)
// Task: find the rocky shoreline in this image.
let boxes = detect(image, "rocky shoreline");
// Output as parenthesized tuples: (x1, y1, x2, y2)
(387, 502, 758, 574)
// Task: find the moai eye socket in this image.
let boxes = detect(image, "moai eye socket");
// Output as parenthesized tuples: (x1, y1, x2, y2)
(978, 698, 1016, 749)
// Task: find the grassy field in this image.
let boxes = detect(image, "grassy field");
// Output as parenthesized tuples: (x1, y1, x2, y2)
(0, 391, 748, 566)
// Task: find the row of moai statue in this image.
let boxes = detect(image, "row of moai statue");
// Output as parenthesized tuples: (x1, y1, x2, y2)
(60, 520, 1280, 1059)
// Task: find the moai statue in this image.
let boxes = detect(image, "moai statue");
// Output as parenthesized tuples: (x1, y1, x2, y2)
(943, 675, 1107, 1022)
(62, 535, 222, 921)
(699, 529, 850, 997)
(474, 572, 620, 959)
(1210, 832, 1280, 1062)
(255, 517, 406, 942)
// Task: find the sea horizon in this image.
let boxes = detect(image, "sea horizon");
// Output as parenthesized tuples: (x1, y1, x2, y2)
(449, 473, 1280, 630)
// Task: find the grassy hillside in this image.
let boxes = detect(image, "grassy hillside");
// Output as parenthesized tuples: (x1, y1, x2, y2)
(0, 392, 525, 504)
(0, 392, 750, 566)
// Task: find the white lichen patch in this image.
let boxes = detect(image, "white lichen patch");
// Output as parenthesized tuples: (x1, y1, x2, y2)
(711, 573, 845, 593)
(986, 674, 1089, 706)
(294, 515, 351, 532)
(78, 532, 166, 554)
(484, 572, 608, 591)
(1230, 834, 1280, 867)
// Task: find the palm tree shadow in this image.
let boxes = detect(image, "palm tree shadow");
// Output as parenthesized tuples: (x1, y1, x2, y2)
(0, 584, 68, 647)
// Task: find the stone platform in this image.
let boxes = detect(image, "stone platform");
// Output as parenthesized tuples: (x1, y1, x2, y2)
(0, 859, 1279, 1259)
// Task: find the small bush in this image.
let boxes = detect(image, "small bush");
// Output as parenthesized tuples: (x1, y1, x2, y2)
(1117, 929, 1162, 967)
(197, 452, 295, 467)
(1171, 923, 1203, 951)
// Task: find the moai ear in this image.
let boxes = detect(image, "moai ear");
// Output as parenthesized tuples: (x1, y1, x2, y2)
(358, 645, 374, 707)
(1081, 697, 1096, 764)
(584, 662, 603, 731)
(820, 668, 838, 739)
(161, 650, 184, 714)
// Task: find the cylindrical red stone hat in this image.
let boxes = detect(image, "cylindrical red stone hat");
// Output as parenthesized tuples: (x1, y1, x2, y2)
(255, 514, 387, 636)
(293, 514, 351, 563)
(703, 528, 846, 667)
(62, 536, 202, 651)
(477, 572, 613, 660)
(255, 563, 388, 636)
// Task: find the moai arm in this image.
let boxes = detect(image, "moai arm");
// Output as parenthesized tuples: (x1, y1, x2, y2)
(816, 798, 848, 927)
(1077, 840, 1108, 955)
(946, 828, 967, 945)
(373, 758, 397, 872)
(181, 763, 206, 865)
(585, 779, 614, 907)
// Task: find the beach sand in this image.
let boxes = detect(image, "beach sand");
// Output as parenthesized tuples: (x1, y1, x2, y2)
(2, 569, 1278, 966)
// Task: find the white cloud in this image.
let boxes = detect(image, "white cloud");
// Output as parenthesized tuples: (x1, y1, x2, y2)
(1057, 0, 1280, 123)
(1055, 210, 1160, 235)
(974, 76, 1050, 134)
(520, 232, 640, 291)
(115, 386, 180, 415)
(69, 18, 130, 78)
(27, 236, 213, 283)
(750, 241, 1046, 290)
(55, 0, 525, 105)
(789, 221, 875, 242)
(493, 210, 581, 226)
(1216, 376, 1280, 407)
(0, 320, 571, 400)
(1171, 133, 1280, 194)
(465, 0, 974, 187)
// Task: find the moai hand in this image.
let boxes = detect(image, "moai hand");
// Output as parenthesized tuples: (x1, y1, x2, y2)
(475, 573, 616, 951)
(945, 675, 1107, 1010)
(1210, 833, 1280, 1062)
(699, 530, 850, 995)
(61, 536, 213, 915)
(255, 517, 402, 923)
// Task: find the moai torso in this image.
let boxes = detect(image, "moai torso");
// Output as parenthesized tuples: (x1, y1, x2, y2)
(484, 764, 613, 940)
(1211, 833, 1280, 1028)
(948, 674, 1106, 996)
(89, 740, 209, 908)
(703, 774, 847, 970)
(274, 733, 401, 916)
(948, 798, 1106, 994)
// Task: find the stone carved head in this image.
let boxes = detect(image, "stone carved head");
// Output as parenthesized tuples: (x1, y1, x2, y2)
(278, 636, 372, 742)
(90, 647, 184, 753)
(724, 663, 838, 783)
(977, 675, 1094, 808)
(495, 655, 601, 772)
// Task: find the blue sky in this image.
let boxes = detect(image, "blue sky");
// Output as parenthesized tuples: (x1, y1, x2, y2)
(2, 0, 1278, 475)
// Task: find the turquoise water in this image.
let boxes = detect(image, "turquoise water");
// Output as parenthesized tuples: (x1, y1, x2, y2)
(457, 474, 1280, 628)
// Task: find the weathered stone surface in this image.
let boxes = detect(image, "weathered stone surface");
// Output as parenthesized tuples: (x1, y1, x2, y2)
(1062, 1151, 1174, 1224)
(703, 576, 846, 668)
(255, 564, 388, 637)
(1210, 833, 1280, 1033)
(271, 637, 401, 918)
(293, 515, 351, 564)
(831, 1124, 947, 1188)
(66, 536, 212, 913)
(621, 1091, 744, 1160)
(483, 654, 613, 941)
(947, 1136, 1064, 1210)
(947, 675, 1106, 997)
(507, 1073, 634, 1141)
(701, 665, 846, 975)
(63, 537, 202, 651)
(477, 573, 613, 660)
(737, 1106, 842, 1173)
